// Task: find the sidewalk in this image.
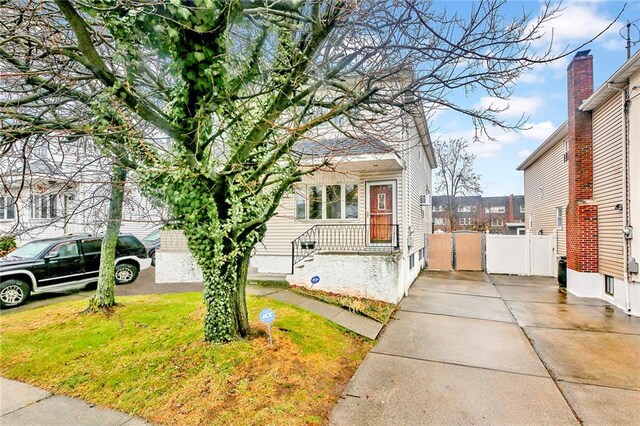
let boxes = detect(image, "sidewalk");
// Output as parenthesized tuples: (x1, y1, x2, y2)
(0, 378, 147, 426)
(331, 271, 640, 425)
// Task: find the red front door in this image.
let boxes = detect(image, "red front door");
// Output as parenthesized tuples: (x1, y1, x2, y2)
(369, 184, 394, 244)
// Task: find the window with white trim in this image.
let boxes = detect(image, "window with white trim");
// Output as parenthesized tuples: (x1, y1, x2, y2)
(460, 217, 474, 225)
(457, 205, 476, 213)
(434, 217, 445, 225)
(0, 196, 16, 221)
(491, 218, 504, 226)
(484, 206, 506, 214)
(556, 207, 564, 229)
(294, 188, 306, 220)
(520, 205, 525, 213)
(563, 140, 569, 163)
(605, 275, 614, 296)
(297, 184, 358, 220)
(30, 194, 57, 219)
(432, 205, 445, 212)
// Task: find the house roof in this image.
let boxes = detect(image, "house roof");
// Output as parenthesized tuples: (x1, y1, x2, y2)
(293, 136, 394, 157)
(517, 49, 640, 171)
(516, 122, 568, 171)
(580, 49, 640, 111)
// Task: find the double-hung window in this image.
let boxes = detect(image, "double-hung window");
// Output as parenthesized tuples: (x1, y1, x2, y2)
(556, 207, 564, 229)
(30, 194, 57, 220)
(0, 196, 15, 221)
(485, 206, 505, 214)
(295, 184, 358, 220)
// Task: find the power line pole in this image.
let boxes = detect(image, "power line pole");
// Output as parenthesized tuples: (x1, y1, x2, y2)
(627, 20, 632, 60)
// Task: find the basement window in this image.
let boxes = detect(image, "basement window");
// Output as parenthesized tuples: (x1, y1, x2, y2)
(604, 275, 614, 296)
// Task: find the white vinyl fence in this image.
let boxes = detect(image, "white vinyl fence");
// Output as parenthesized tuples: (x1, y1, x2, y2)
(485, 231, 557, 277)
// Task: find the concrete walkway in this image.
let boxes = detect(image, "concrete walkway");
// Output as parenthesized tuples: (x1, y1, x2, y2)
(331, 271, 640, 425)
(247, 286, 383, 339)
(0, 378, 147, 425)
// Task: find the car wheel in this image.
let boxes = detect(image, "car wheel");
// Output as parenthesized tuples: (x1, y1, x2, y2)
(115, 263, 139, 284)
(151, 251, 156, 267)
(0, 279, 30, 309)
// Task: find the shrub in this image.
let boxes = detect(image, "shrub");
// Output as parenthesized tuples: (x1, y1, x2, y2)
(0, 235, 17, 257)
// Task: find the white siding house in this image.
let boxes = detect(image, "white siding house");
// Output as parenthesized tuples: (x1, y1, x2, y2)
(156, 107, 436, 304)
(0, 142, 165, 243)
(518, 50, 640, 316)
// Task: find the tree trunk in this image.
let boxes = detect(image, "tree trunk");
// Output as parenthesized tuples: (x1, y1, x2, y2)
(91, 165, 127, 309)
(200, 245, 253, 343)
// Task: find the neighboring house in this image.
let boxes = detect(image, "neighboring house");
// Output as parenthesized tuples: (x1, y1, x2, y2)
(517, 123, 569, 257)
(432, 195, 524, 234)
(157, 104, 436, 304)
(0, 142, 165, 243)
(518, 49, 640, 316)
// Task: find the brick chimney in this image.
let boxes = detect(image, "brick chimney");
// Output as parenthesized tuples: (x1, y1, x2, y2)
(566, 50, 598, 273)
(507, 194, 515, 223)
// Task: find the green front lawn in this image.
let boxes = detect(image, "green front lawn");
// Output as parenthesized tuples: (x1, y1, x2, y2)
(0, 293, 372, 425)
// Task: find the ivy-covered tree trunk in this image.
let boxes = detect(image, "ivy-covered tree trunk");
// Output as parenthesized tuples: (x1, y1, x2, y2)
(90, 165, 127, 309)
(187, 225, 256, 342)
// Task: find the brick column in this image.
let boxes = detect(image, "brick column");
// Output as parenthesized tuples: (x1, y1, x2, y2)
(566, 51, 598, 273)
(507, 195, 515, 223)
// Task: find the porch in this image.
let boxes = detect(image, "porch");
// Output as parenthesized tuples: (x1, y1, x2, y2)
(290, 223, 400, 273)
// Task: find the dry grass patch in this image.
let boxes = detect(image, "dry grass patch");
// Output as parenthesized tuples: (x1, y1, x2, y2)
(290, 287, 396, 324)
(0, 293, 372, 425)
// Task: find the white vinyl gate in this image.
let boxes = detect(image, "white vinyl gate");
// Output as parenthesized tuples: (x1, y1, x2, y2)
(485, 231, 557, 277)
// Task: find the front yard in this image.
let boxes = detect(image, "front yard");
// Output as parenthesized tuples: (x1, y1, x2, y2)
(0, 293, 372, 425)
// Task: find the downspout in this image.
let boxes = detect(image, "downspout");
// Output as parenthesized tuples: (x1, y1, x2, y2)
(404, 145, 411, 297)
(609, 82, 631, 312)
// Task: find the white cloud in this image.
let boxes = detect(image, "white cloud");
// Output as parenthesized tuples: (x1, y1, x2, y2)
(476, 96, 544, 119)
(517, 71, 545, 84)
(517, 149, 532, 159)
(520, 121, 556, 142)
(469, 142, 503, 159)
(434, 119, 557, 161)
(531, 2, 624, 60)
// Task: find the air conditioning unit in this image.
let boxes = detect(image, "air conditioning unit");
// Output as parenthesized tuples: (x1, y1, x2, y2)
(419, 194, 432, 206)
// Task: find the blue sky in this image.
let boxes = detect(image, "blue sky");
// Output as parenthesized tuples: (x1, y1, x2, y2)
(429, 0, 640, 196)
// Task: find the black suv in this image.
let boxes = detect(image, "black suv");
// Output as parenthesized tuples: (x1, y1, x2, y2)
(0, 234, 151, 309)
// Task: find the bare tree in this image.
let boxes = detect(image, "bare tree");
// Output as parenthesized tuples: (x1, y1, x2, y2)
(434, 138, 482, 231)
(0, 0, 617, 342)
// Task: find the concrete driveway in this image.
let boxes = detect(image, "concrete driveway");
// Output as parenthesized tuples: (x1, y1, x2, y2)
(331, 272, 640, 425)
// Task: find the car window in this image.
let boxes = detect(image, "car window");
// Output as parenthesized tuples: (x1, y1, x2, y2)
(142, 230, 161, 243)
(5, 241, 51, 259)
(81, 239, 102, 254)
(50, 241, 79, 258)
(117, 236, 142, 251)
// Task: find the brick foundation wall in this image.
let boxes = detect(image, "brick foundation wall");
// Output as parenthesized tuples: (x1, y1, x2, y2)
(566, 51, 598, 273)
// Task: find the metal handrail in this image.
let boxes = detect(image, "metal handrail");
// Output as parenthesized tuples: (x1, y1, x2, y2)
(291, 223, 400, 272)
